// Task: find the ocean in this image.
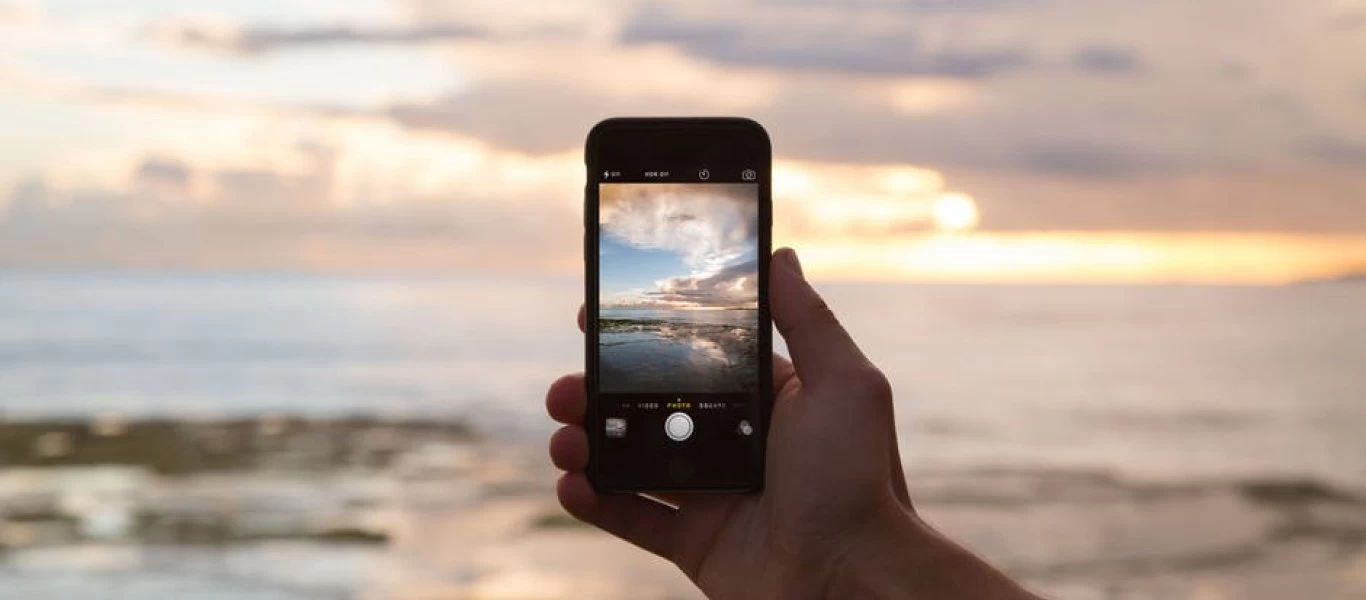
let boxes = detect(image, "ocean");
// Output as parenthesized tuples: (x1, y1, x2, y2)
(1, 271, 1364, 598)
(2, 271, 1363, 490)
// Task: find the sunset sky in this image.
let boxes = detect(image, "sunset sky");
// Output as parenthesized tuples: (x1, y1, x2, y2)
(600, 183, 758, 309)
(1, 0, 1364, 282)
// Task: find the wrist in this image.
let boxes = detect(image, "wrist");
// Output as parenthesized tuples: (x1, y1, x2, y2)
(823, 509, 1041, 600)
(755, 499, 916, 599)
(819, 505, 927, 598)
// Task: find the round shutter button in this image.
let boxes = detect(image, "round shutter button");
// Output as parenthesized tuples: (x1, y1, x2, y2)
(664, 412, 693, 442)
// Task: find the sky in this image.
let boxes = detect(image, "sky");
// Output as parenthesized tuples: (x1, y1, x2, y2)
(599, 183, 758, 309)
(1, 0, 1365, 282)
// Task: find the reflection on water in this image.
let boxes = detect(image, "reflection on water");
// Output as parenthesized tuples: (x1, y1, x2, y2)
(597, 310, 759, 393)
(681, 334, 727, 365)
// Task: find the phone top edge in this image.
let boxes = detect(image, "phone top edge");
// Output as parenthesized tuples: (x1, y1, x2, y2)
(585, 117, 770, 162)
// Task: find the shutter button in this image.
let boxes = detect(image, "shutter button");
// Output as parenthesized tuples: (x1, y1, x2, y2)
(664, 412, 693, 442)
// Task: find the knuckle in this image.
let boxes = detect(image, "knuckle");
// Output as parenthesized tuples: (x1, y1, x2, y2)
(850, 366, 893, 400)
(811, 365, 891, 402)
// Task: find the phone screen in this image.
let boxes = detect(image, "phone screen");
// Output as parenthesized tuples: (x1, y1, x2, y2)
(586, 119, 771, 491)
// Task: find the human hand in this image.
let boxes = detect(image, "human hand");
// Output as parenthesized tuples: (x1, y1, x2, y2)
(548, 248, 1041, 599)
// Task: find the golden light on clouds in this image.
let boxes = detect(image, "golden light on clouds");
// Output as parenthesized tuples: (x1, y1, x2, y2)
(931, 193, 980, 232)
(773, 160, 970, 235)
(763, 159, 1366, 283)
(884, 78, 982, 115)
(879, 167, 944, 195)
(784, 233, 1366, 284)
(2, 0, 1365, 289)
(11, 102, 1364, 284)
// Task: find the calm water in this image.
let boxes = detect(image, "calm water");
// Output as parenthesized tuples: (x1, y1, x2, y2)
(598, 308, 758, 393)
(1, 272, 1364, 490)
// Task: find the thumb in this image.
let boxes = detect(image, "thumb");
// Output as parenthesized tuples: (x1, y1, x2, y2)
(769, 248, 872, 386)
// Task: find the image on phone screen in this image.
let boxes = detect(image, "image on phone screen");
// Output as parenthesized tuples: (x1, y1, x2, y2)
(598, 183, 760, 394)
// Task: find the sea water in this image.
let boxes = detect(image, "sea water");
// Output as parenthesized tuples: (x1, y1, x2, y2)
(2, 272, 1364, 598)
(1, 272, 1362, 490)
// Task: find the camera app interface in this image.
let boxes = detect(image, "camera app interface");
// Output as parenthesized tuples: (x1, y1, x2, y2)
(597, 181, 762, 485)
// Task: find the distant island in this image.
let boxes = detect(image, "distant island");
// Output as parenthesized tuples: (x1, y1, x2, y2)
(1296, 270, 1366, 285)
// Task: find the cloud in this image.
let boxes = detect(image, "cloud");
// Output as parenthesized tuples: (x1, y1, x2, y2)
(945, 164, 1366, 233)
(645, 260, 758, 309)
(31, 0, 1364, 187)
(752, 0, 1032, 11)
(369, 45, 1327, 182)
(380, 76, 1182, 178)
(386, 82, 697, 154)
(149, 22, 488, 55)
(0, 0, 40, 25)
(5, 0, 1366, 263)
(135, 157, 191, 185)
(1329, 10, 1366, 32)
(754, 80, 1212, 177)
(1015, 142, 1178, 178)
(0, 132, 584, 272)
(599, 183, 757, 275)
(1070, 45, 1145, 74)
(1217, 59, 1251, 80)
(618, 6, 1031, 78)
(1304, 136, 1366, 167)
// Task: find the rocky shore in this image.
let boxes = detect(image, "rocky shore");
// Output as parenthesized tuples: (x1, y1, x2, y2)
(1, 419, 1365, 598)
(0, 417, 475, 474)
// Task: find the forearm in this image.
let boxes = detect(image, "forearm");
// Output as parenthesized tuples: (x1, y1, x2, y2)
(828, 511, 1044, 600)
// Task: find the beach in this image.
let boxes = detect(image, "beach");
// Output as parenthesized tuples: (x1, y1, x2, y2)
(2, 419, 1364, 599)
(1, 272, 1364, 598)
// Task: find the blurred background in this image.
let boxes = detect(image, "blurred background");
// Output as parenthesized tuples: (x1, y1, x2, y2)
(2, 1, 1365, 598)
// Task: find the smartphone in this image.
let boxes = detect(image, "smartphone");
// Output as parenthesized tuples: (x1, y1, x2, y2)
(584, 117, 773, 493)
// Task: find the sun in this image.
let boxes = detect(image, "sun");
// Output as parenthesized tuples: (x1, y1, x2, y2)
(931, 193, 980, 232)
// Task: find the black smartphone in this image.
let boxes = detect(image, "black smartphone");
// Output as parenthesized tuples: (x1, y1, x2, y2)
(584, 117, 773, 493)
